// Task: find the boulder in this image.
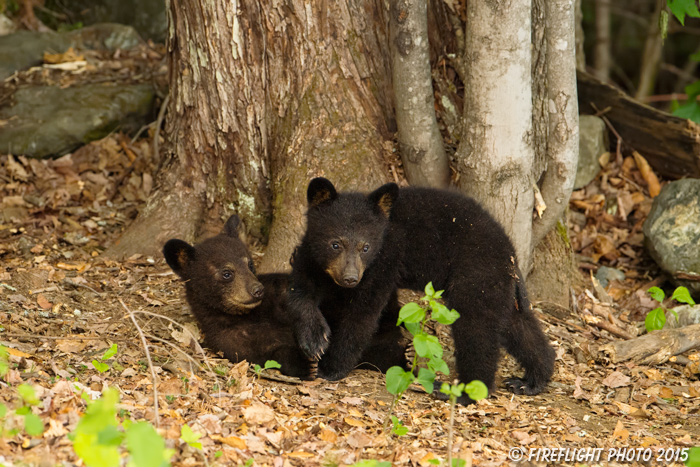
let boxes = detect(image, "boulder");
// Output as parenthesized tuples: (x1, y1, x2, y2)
(643, 179, 700, 297)
(574, 115, 608, 189)
(0, 84, 154, 158)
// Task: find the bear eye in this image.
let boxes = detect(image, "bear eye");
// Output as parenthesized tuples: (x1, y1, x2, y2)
(248, 259, 255, 271)
(331, 241, 340, 250)
(222, 270, 233, 281)
(362, 244, 370, 253)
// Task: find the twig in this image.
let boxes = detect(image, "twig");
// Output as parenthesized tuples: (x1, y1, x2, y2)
(119, 298, 160, 428)
(591, 102, 624, 164)
(130, 309, 217, 375)
(1, 333, 132, 342)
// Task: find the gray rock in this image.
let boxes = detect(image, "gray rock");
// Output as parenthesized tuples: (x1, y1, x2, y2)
(47, 0, 167, 43)
(643, 179, 700, 297)
(0, 23, 142, 80)
(663, 304, 700, 329)
(0, 84, 155, 158)
(574, 115, 608, 189)
(595, 266, 625, 288)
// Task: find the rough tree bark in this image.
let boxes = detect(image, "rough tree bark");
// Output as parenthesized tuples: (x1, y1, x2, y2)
(456, 0, 536, 271)
(531, 0, 579, 248)
(106, 0, 395, 262)
(390, 0, 450, 188)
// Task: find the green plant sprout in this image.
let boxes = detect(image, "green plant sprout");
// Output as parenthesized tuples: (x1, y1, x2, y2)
(646, 286, 695, 332)
(349, 461, 391, 467)
(92, 343, 118, 373)
(383, 283, 487, 466)
(0, 383, 44, 437)
(70, 387, 174, 467)
(252, 360, 281, 377)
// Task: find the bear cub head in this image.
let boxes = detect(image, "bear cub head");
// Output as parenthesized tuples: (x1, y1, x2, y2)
(304, 177, 398, 288)
(163, 215, 264, 315)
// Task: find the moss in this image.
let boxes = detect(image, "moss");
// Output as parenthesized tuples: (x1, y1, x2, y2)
(556, 219, 571, 250)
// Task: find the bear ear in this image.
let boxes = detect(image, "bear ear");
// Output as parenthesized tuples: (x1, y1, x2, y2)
(223, 215, 241, 238)
(368, 183, 399, 217)
(307, 177, 338, 207)
(163, 239, 196, 278)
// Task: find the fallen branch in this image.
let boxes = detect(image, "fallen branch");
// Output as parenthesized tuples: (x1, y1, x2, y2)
(598, 324, 700, 364)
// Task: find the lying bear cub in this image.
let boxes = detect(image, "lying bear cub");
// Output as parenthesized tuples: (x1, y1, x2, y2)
(163, 215, 409, 378)
(288, 178, 555, 403)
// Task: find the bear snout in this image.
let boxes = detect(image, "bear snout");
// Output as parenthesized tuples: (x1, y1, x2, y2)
(250, 282, 264, 299)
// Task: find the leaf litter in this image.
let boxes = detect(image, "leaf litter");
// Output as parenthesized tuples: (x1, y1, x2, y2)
(0, 104, 698, 467)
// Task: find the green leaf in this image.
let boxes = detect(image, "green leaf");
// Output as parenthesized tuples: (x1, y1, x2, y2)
(674, 100, 700, 124)
(398, 302, 426, 324)
(23, 412, 44, 436)
(385, 366, 413, 395)
(464, 380, 489, 401)
(424, 282, 436, 297)
(126, 421, 173, 467)
(180, 424, 203, 450)
(668, 0, 700, 25)
(264, 360, 281, 370)
(439, 382, 451, 395)
(413, 333, 442, 359)
(349, 461, 392, 467)
(73, 432, 121, 467)
(92, 360, 110, 373)
(648, 286, 665, 303)
(404, 321, 420, 336)
(428, 459, 441, 465)
(645, 307, 667, 332)
(17, 384, 39, 406)
(102, 344, 118, 361)
(431, 302, 460, 325)
(452, 459, 467, 467)
(415, 368, 435, 394)
(0, 345, 8, 377)
(0, 403, 6, 418)
(428, 357, 449, 375)
(390, 416, 408, 436)
(692, 50, 700, 62)
(686, 446, 700, 467)
(671, 286, 696, 305)
(660, 9, 669, 40)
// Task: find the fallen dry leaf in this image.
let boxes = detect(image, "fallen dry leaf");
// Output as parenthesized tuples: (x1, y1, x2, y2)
(633, 151, 661, 197)
(602, 371, 631, 388)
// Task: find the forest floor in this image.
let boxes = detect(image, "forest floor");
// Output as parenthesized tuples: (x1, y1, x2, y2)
(1, 132, 699, 467)
(0, 44, 699, 467)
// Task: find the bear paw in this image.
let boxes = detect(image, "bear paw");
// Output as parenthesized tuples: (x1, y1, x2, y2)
(296, 315, 331, 361)
(504, 377, 543, 395)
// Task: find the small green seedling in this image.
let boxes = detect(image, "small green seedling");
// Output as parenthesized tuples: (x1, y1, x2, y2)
(252, 360, 281, 376)
(71, 387, 173, 467)
(646, 286, 695, 332)
(390, 415, 408, 436)
(349, 461, 391, 467)
(686, 446, 700, 467)
(92, 343, 118, 373)
(180, 424, 203, 450)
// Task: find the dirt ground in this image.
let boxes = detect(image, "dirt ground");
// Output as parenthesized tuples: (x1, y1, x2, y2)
(0, 43, 699, 467)
(0, 133, 698, 467)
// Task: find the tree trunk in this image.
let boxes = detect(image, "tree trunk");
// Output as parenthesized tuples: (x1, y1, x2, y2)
(532, 0, 579, 248)
(456, 0, 535, 271)
(106, 0, 395, 262)
(635, 0, 664, 100)
(390, 0, 450, 188)
(593, 0, 610, 82)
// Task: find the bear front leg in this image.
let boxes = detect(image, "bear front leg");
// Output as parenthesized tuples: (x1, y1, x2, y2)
(287, 288, 331, 361)
(317, 311, 382, 380)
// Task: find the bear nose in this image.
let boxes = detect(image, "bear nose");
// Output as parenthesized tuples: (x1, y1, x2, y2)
(251, 283, 264, 299)
(343, 275, 358, 287)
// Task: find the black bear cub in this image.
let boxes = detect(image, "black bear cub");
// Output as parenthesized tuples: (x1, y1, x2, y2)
(288, 178, 555, 403)
(163, 215, 311, 378)
(163, 215, 409, 378)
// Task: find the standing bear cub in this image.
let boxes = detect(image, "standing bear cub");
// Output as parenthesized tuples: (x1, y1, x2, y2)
(163, 215, 311, 378)
(163, 215, 409, 378)
(288, 178, 555, 403)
